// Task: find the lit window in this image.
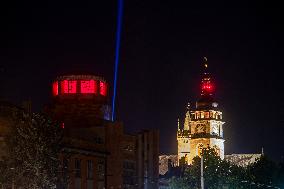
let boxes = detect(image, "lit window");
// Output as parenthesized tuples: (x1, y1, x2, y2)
(52, 81, 58, 96)
(60, 80, 77, 94)
(201, 112, 204, 118)
(61, 80, 69, 94)
(205, 112, 209, 118)
(81, 80, 97, 94)
(100, 81, 107, 96)
(68, 80, 77, 93)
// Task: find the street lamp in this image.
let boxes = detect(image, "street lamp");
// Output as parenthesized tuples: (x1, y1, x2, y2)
(10, 167, 15, 189)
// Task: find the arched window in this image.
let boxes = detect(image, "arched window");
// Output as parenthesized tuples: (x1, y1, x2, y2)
(205, 112, 209, 118)
(197, 144, 204, 156)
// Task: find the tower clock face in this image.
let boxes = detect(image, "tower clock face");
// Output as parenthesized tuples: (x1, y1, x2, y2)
(212, 123, 219, 135)
(195, 124, 206, 133)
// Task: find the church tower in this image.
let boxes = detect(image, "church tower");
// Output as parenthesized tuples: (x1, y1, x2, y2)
(177, 59, 225, 165)
(177, 103, 191, 165)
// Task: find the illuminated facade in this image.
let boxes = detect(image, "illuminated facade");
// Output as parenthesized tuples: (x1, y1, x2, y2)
(177, 64, 225, 165)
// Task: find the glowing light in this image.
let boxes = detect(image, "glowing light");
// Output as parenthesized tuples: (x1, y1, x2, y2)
(112, 0, 124, 121)
(52, 81, 58, 96)
(100, 81, 107, 96)
(201, 80, 214, 94)
(81, 80, 97, 93)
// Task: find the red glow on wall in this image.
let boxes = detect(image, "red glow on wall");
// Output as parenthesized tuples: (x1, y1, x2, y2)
(100, 81, 107, 96)
(81, 80, 97, 93)
(52, 81, 58, 96)
(61, 80, 77, 94)
(61, 123, 65, 129)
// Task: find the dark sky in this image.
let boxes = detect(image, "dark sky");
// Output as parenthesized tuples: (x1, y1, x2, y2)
(0, 1, 283, 161)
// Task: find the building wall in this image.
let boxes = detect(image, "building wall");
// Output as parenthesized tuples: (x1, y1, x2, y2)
(177, 130, 190, 165)
(158, 155, 178, 176)
(60, 153, 106, 189)
(188, 138, 224, 164)
(177, 108, 225, 165)
(225, 154, 261, 167)
(137, 130, 159, 189)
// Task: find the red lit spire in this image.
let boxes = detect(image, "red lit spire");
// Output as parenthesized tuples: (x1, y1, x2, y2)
(201, 57, 214, 96)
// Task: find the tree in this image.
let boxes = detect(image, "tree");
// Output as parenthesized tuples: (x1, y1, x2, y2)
(169, 147, 248, 189)
(247, 155, 281, 188)
(0, 112, 64, 189)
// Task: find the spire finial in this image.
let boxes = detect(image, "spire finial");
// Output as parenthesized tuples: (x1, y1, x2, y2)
(187, 102, 190, 110)
(177, 118, 180, 130)
(261, 147, 264, 156)
(204, 57, 208, 69)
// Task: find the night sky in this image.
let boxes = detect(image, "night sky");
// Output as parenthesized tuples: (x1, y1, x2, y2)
(0, 1, 283, 161)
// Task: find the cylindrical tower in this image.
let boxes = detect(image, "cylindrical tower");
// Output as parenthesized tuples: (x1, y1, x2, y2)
(46, 74, 112, 128)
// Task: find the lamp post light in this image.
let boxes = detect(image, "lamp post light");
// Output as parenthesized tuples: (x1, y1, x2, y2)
(10, 167, 15, 189)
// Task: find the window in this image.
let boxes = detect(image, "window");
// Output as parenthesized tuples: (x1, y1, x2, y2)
(99, 81, 107, 96)
(205, 112, 209, 118)
(87, 160, 94, 179)
(75, 159, 81, 178)
(68, 80, 77, 93)
(53, 81, 58, 96)
(81, 80, 97, 94)
(97, 159, 105, 180)
(61, 80, 77, 94)
(63, 158, 68, 170)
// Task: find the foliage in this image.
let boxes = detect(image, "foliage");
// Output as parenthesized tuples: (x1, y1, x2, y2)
(169, 147, 248, 189)
(0, 112, 64, 189)
(169, 148, 284, 189)
(247, 155, 282, 188)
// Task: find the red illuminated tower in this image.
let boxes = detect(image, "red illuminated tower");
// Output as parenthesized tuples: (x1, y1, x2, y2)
(46, 74, 111, 128)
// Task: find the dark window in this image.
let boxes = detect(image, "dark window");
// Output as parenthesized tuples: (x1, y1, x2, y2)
(63, 158, 68, 177)
(75, 159, 81, 178)
(97, 159, 105, 180)
(87, 160, 94, 179)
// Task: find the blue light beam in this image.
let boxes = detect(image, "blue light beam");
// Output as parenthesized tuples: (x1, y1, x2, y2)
(112, 0, 124, 121)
